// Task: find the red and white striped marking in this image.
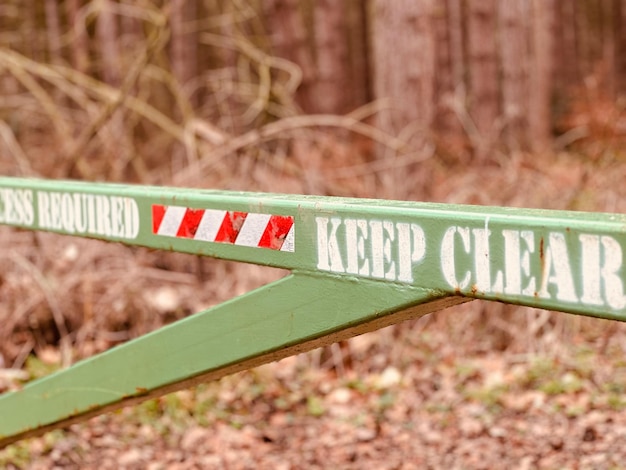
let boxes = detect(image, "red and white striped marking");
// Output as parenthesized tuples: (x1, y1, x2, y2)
(152, 205, 294, 252)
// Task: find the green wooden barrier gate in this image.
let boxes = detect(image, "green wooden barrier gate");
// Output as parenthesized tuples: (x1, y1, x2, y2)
(1, 176, 626, 447)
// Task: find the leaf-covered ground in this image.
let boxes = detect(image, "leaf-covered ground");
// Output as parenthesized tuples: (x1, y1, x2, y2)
(2, 312, 626, 469)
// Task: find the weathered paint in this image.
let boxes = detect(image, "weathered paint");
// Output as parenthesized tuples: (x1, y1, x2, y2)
(0, 186, 140, 239)
(1, 176, 626, 445)
(153, 204, 295, 251)
(2, 177, 626, 318)
(315, 217, 426, 282)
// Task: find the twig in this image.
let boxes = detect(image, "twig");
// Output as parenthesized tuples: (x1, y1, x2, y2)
(0, 120, 35, 176)
(331, 146, 435, 179)
(174, 113, 409, 185)
(0, 55, 73, 143)
(0, 49, 95, 113)
(66, 6, 169, 178)
(200, 32, 302, 110)
(0, 47, 185, 148)
(11, 339, 35, 371)
(9, 253, 72, 369)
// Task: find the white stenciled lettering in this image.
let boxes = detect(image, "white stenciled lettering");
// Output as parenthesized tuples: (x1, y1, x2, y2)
(345, 219, 369, 276)
(599, 237, 626, 309)
(73, 193, 87, 233)
(538, 232, 578, 302)
(370, 220, 396, 280)
(86, 194, 97, 233)
(37, 191, 51, 228)
(316, 217, 345, 273)
(315, 215, 626, 312)
(441, 226, 471, 290)
(316, 217, 427, 282)
(110, 196, 123, 238)
(472, 227, 492, 293)
(24, 190, 34, 225)
(579, 234, 603, 306)
(578, 234, 626, 308)
(95, 195, 111, 237)
(61, 192, 75, 232)
(442, 225, 625, 310)
(123, 197, 139, 239)
(0, 188, 34, 226)
(50, 192, 62, 229)
(37, 191, 139, 240)
(397, 223, 426, 282)
(502, 230, 536, 296)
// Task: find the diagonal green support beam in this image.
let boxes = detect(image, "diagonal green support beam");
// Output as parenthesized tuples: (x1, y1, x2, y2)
(0, 274, 465, 447)
(1, 176, 626, 445)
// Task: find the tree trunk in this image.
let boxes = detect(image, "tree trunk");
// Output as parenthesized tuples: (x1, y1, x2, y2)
(601, 0, 616, 96)
(309, 0, 351, 113)
(436, 0, 468, 157)
(345, 0, 371, 107)
(170, 0, 199, 108)
(446, 0, 465, 95)
(499, 0, 529, 149)
(371, 0, 436, 142)
(370, 0, 436, 198)
(263, 0, 367, 114)
(467, 0, 499, 158)
(553, 0, 579, 94)
(575, 0, 594, 81)
(529, 0, 555, 151)
(615, 0, 626, 94)
(65, 0, 90, 74)
(44, 0, 63, 65)
(22, 0, 41, 61)
(262, 0, 316, 112)
(96, 0, 120, 86)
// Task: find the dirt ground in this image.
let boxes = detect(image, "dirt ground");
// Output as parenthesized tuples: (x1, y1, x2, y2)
(3, 318, 626, 469)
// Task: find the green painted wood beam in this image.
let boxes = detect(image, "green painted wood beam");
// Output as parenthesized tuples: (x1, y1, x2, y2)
(1, 176, 626, 445)
(0, 274, 465, 447)
(2, 177, 626, 319)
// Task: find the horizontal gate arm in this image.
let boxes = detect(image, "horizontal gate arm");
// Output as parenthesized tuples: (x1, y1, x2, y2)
(2, 177, 626, 320)
(0, 273, 466, 448)
(2, 177, 626, 446)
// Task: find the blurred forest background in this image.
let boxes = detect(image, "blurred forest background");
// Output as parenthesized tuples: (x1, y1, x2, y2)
(1, 0, 626, 184)
(3, 0, 626, 467)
